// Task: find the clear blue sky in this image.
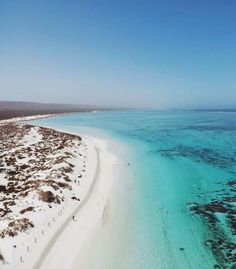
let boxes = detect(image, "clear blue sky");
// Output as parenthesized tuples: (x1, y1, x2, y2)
(1, 0, 236, 109)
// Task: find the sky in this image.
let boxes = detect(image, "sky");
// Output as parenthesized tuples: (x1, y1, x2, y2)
(1, 0, 236, 109)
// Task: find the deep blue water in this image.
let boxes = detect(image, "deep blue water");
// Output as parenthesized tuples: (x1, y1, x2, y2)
(32, 111, 236, 268)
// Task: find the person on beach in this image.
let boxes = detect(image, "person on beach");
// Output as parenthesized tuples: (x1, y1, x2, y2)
(72, 215, 76, 221)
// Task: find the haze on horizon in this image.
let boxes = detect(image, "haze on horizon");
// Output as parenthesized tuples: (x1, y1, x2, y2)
(1, 0, 236, 110)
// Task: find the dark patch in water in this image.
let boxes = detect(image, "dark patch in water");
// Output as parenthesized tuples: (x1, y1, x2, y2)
(158, 146, 235, 169)
(188, 179, 236, 268)
(184, 124, 236, 132)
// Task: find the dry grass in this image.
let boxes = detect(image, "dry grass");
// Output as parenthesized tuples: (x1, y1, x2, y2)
(0, 218, 34, 238)
(0, 123, 83, 238)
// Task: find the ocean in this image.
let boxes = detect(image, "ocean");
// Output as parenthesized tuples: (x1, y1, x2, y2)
(32, 110, 236, 269)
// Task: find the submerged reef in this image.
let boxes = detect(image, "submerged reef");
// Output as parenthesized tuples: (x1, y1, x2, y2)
(189, 179, 236, 268)
(159, 145, 235, 169)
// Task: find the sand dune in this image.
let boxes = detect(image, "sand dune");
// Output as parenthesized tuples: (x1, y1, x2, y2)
(0, 122, 116, 269)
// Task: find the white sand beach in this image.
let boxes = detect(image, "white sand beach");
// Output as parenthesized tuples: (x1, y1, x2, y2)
(0, 121, 117, 269)
(0, 114, 59, 125)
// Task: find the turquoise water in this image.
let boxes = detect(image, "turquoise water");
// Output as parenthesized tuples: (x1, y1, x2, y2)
(31, 111, 236, 268)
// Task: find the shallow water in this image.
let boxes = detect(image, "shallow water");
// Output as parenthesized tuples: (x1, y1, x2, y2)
(32, 111, 236, 268)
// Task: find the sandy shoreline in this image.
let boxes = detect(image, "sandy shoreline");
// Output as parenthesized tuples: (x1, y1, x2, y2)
(0, 119, 117, 268)
(0, 114, 60, 124)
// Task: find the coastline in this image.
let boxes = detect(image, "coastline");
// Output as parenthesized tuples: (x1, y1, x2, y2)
(0, 113, 60, 124)
(35, 137, 116, 269)
(27, 121, 133, 269)
(0, 119, 117, 269)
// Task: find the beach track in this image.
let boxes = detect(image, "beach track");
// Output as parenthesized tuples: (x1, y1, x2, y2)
(33, 146, 100, 269)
